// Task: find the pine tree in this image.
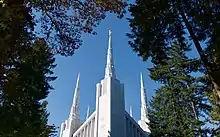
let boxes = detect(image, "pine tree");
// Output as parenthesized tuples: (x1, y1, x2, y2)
(197, 75, 220, 136)
(0, 0, 127, 136)
(148, 43, 211, 136)
(127, 0, 220, 104)
(0, 39, 57, 137)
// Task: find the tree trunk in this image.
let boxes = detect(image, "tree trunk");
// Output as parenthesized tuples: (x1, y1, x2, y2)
(180, 11, 220, 101)
(191, 101, 202, 137)
(209, 71, 220, 103)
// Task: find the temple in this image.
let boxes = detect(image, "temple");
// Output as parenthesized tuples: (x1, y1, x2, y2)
(59, 30, 151, 137)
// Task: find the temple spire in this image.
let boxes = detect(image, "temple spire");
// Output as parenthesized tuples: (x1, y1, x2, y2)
(140, 72, 149, 123)
(130, 106, 133, 117)
(86, 106, 90, 119)
(105, 29, 116, 78)
(69, 73, 80, 119)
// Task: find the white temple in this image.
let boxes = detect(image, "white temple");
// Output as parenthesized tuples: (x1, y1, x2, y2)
(59, 30, 151, 137)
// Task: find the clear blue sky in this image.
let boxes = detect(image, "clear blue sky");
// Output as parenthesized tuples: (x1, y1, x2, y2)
(46, 14, 160, 128)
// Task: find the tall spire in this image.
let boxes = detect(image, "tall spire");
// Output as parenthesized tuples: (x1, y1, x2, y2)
(69, 73, 80, 119)
(130, 106, 133, 117)
(140, 72, 149, 123)
(105, 29, 116, 78)
(86, 106, 90, 119)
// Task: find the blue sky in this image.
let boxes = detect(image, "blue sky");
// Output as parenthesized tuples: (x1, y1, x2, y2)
(46, 14, 160, 128)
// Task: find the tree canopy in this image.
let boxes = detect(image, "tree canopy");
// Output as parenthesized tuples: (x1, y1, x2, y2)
(148, 43, 213, 136)
(0, 0, 127, 136)
(0, 0, 127, 57)
(0, 39, 57, 136)
(128, 0, 220, 101)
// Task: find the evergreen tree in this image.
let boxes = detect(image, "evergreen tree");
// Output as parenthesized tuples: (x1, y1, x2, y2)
(0, 39, 57, 137)
(0, 0, 128, 136)
(127, 0, 220, 103)
(197, 75, 220, 136)
(0, 0, 127, 136)
(148, 43, 211, 136)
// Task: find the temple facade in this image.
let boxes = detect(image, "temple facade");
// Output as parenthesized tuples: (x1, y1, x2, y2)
(59, 30, 151, 137)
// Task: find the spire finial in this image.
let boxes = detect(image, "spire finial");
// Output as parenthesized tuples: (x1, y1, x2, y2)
(69, 73, 80, 119)
(86, 106, 90, 119)
(140, 72, 144, 89)
(130, 106, 133, 117)
(73, 73, 80, 105)
(105, 29, 116, 78)
(140, 72, 149, 123)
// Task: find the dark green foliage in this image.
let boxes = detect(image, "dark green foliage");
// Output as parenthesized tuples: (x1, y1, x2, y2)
(128, 0, 220, 122)
(127, 0, 220, 65)
(0, 0, 127, 136)
(0, 1, 127, 136)
(0, 39, 57, 137)
(0, 0, 34, 66)
(0, 0, 127, 57)
(127, 0, 220, 103)
(148, 43, 211, 136)
(197, 75, 220, 136)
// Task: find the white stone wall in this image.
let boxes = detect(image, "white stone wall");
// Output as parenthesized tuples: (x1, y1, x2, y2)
(125, 112, 148, 137)
(97, 79, 110, 137)
(97, 77, 126, 137)
(110, 79, 126, 137)
(72, 112, 96, 137)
